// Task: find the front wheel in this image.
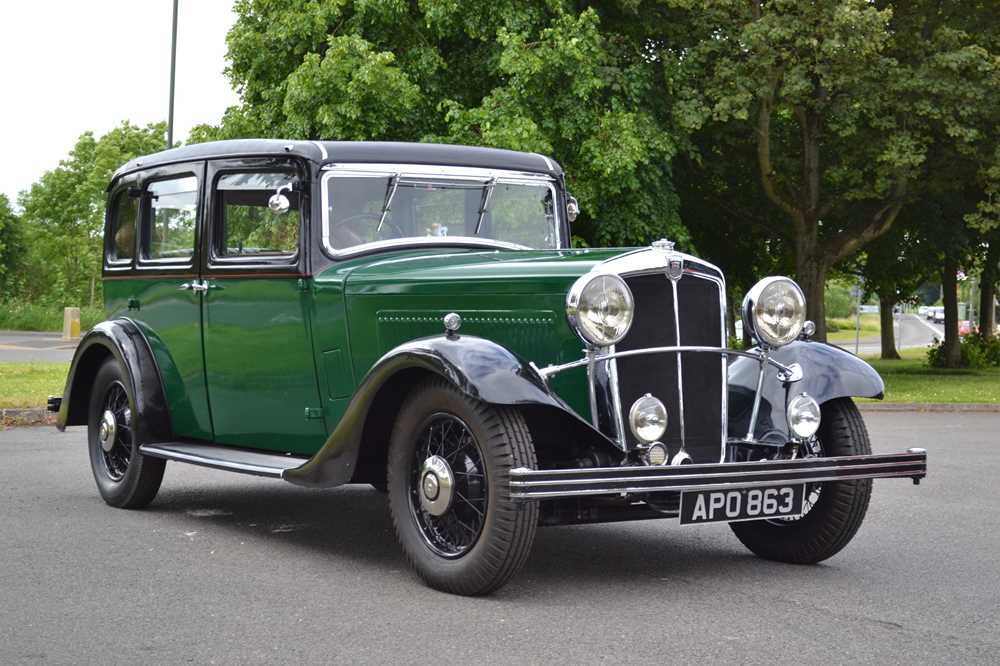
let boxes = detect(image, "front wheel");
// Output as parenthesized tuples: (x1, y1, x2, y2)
(729, 398, 872, 563)
(87, 358, 165, 508)
(386, 378, 538, 595)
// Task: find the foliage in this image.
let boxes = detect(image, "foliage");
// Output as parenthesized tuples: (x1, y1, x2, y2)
(926, 332, 1000, 370)
(13, 122, 166, 307)
(0, 194, 25, 295)
(208, 0, 689, 248)
(0, 302, 104, 332)
(824, 281, 855, 319)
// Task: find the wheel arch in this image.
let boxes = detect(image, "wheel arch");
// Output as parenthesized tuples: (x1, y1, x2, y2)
(284, 334, 621, 488)
(58, 319, 172, 444)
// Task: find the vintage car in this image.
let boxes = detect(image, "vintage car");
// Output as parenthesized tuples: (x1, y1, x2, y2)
(51, 140, 926, 596)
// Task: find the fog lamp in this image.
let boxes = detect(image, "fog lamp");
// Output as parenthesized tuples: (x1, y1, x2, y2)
(629, 393, 667, 443)
(644, 442, 668, 466)
(787, 393, 821, 440)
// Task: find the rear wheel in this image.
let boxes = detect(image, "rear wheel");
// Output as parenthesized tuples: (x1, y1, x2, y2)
(87, 358, 165, 508)
(729, 398, 872, 563)
(387, 378, 538, 595)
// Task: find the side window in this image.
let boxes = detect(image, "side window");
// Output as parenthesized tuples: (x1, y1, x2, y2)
(143, 176, 198, 262)
(215, 172, 299, 259)
(108, 190, 138, 263)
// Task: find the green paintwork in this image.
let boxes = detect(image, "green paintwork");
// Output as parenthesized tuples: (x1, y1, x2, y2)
(106, 247, 625, 456)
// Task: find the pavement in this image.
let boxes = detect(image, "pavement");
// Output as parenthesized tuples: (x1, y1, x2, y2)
(832, 313, 942, 357)
(1, 413, 997, 664)
(0, 330, 78, 363)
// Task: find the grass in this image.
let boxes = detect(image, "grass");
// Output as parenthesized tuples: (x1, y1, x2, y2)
(859, 347, 1000, 404)
(0, 362, 69, 409)
(827, 313, 880, 342)
(0, 302, 104, 332)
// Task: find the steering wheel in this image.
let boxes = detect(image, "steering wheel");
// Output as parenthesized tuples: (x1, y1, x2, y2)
(332, 213, 404, 248)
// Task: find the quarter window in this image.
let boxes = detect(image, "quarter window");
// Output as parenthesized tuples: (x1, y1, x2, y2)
(215, 172, 299, 258)
(108, 190, 138, 262)
(144, 176, 198, 262)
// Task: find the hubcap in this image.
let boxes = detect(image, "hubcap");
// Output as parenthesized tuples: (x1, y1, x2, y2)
(99, 410, 117, 452)
(419, 455, 454, 516)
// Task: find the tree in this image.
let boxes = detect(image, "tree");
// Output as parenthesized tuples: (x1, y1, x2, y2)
(667, 0, 1000, 341)
(0, 194, 24, 295)
(210, 1, 690, 248)
(17, 122, 166, 306)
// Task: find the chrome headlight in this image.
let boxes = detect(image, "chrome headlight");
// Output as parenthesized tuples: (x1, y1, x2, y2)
(742, 277, 806, 347)
(566, 273, 634, 346)
(786, 393, 821, 440)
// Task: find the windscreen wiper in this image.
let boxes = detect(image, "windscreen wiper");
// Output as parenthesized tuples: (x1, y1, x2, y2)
(377, 173, 401, 232)
(474, 177, 497, 235)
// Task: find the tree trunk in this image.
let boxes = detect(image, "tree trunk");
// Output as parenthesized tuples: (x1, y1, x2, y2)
(941, 259, 961, 367)
(795, 251, 827, 342)
(980, 241, 998, 338)
(878, 291, 900, 360)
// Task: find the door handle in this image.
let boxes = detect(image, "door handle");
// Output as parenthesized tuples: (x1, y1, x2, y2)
(179, 281, 209, 293)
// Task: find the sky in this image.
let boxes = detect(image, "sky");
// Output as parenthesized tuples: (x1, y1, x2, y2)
(0, 1, 240, 205)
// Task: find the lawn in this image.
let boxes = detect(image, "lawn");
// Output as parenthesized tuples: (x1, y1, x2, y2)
(827, 313, 880, 342)
(0, 362, 69, 409)
(860, 348, 1000, 404)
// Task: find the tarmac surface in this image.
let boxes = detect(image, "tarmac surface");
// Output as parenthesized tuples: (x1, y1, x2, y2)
(0, 330, 78, 363)
(1, 412, 997, 664)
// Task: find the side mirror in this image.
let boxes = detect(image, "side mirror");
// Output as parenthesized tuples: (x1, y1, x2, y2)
(566, 195, 580, 223)
(268, 184, 293, 215)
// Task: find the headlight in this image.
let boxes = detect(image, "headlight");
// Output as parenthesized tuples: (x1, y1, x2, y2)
(786, 393, 821, 440)
(628, 393, 667, 443)
(566, 273, 634, 346)
(742, 277, 806, 347)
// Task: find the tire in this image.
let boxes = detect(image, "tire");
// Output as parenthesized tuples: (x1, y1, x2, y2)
(87, 357, 165, 509)
(729, 397, 872, 564)
(387, 378, 539, 595)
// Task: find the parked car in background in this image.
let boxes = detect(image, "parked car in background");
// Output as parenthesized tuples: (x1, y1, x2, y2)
(917, 306, 930, 317)
(50, 139, 928, 595)
(932, 307, 945, 323)
(959, 320, 972, 337)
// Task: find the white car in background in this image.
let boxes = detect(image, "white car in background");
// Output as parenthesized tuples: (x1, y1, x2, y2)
(932, 307, 945, 323)
(917, 306, 930, 317)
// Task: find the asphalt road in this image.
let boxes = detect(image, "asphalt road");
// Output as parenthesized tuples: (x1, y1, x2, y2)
(833, 314, 942, 357)
(1, 413, 997, 665)
(0, 331, 77, 363)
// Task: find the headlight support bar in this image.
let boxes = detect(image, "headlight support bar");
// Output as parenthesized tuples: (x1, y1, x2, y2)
(535, 346, 796, 381)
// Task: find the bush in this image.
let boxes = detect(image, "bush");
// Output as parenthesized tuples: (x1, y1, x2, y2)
(0, 301, 104, 332)
(825, 282, 855, 319)
(926, 333, 1000, 369)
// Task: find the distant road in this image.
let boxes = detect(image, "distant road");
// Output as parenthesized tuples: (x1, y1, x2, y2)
(833, 314, 942, 357)
(0, 331, 78, 363)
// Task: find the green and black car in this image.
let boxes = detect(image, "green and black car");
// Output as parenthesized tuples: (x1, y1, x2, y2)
(52, 140, 927, 595)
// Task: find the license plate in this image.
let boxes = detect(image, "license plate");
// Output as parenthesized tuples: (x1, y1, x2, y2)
(679, 485, 805, 525)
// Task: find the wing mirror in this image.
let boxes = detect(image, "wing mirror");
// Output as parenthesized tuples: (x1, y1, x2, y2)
(566, 195, 580, 222)
(268, 184, 293, 215)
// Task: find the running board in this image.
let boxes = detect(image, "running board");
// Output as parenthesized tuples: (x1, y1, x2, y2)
(139, 442, 310, 478)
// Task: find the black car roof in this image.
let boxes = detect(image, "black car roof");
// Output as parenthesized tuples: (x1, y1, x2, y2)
(114, 139, 563, 179)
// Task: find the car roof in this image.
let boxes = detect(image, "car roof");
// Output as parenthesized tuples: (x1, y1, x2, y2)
(113, 139, 563, 180)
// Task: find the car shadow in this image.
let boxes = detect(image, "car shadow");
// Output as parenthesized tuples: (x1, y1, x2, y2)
(143, 479, 835, 598)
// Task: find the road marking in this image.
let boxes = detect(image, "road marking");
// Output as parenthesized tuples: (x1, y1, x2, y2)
(911, 314, 944, 340)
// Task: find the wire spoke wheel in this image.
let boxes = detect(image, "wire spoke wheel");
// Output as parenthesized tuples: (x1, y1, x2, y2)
(408, 413, 487, 558)
(100, 380, 133, 481)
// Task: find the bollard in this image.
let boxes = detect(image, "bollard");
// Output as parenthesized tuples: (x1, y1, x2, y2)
(62, 307, 81, 340)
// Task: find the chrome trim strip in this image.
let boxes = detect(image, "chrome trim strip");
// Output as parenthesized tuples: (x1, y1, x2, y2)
(670, 278, 687, 449)
(319, 165, 562, 258)
(311, 141, 328, 159)
(139, 444, 294, 477)
(537, 346, 793, 380)
(586, 349, 600, 429)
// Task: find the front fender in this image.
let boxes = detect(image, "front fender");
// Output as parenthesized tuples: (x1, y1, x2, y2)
(283, 333, 617, 488)
(57, 319, 171, 444)
(728, 340, 884, 443)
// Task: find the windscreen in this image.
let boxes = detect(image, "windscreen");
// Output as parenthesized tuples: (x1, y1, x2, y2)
(324, 173, 559, 251)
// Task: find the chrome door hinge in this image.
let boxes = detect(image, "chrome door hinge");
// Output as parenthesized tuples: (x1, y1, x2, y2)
(304, 407, 323, 420)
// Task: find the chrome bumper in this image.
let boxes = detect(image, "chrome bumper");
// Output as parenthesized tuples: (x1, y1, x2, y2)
(509, 449, 927, 500)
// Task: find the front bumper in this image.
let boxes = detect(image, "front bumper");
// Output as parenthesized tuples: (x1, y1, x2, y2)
(510, 449, 926, 500)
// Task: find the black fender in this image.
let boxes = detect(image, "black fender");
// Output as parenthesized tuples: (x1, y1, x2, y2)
(57, 319, 172, 445)
(283, 333, 619, 488)
(728, 340, 884, 444)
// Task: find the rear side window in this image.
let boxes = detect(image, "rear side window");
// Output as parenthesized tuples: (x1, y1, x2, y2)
(215, 172, 299, 258)
(144, 176, 198, 261)
(108, 191, 138, 262)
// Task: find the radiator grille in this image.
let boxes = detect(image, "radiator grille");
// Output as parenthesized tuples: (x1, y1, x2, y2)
(615, 272, 725, 463)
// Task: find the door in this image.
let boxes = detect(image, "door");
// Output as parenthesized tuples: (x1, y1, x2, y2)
(201, 158, 327, 454)
(128, 162, 213, 440)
